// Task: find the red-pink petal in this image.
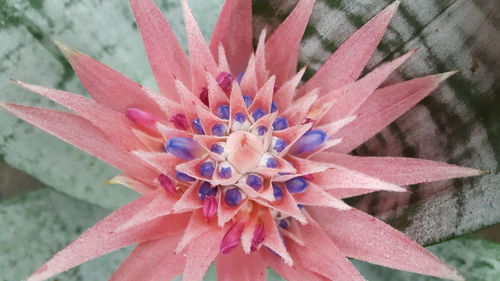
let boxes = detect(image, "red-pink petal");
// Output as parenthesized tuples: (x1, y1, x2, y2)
(310, 207, 464, 280)
(273, 67, 306, 110)
(130, 0, 190, 101)
(0, 103, 158, 182)
(299, 1, 399, 95)
(239, 54, 258, 95)
(265, 0, 316, 84)
(293, 183, 351, 210)
(261, 209, 293, 265)
(314, 152, 482, 186)
(216, 248, 266, 281)
(319, 49, 416, 124)
(110, 234, 185, 281)
(27, 191, 189, 281)
(262, 249, 326, 281)
(331, 72, 456, 153)
(289, 220, 365, 281)
(55, 42, 166, 119)
(209, 0, 252, 74)
(176, 209, 217, 253)
(183, 226, 227, 281)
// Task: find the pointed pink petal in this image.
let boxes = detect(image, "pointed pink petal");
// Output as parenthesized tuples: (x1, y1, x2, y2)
(293, 183, 351, 210)
(331, 72, 456, 153)
(309, 207, 464, 280)
(326, 188, 378, 199)
(280, 219, 305, 246)
(316, 115, 356, 138)
(156, 122, 192, 140)
(216, 248, 266, 281)
(217, 191, 246, 227)
(108, 174, 156, 194)
(248, 76, 276, 114)
(261, 209, 293, 265)
(181, 0, 218, 92)
(256, 186, 306, 224)
(254, 154, 296, 178)
(273, 67, 306, 110)
(173, 181, 204, 212)
(131, 129, 164, 151)
(239, 54, 258, 95)
(228, 82, 251, 130)
(133, 151, 184, 179)
(320, 50, 416, 123)
(192, 134, 227, 161)
(305, 162, 405, 193)
(272, 123, 313, 157)
(265, 0, 315, 84)
(206, 72, 230, 113)
(176, 79, 208, 127)
(27, 192, 189, 281)
(56, 42, 166, 119)
(209, 0, 252, 74)
(262, 249, 326, 281)
(196, 105, 228, 136)
(176, 209, 217, 253)
(249, 111, 278, 149)
(13, 80, 146, 151)
(130, 0, 190, 101)
(299, 2, 399, 95)
(115, 190, 177, 232)
(217, 44, 231, 74)
(289, 220, 365, 281)
(240, 212, 259, 253)
(183, 226, 227, 281)
(314, 152, 482, 186)
(238, 178, 275, 202)
(254, 29, 270, 87)
(279, 89, 318, 126)
(274, 154, 330, 181)
(110, 234, 185, 281)
(0, 103, 158, 182)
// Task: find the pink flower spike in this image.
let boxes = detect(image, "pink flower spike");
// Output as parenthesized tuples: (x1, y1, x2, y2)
(203, 195, 218, 222)
(125, 107, 158, 132)
(220, 222, 245, 255)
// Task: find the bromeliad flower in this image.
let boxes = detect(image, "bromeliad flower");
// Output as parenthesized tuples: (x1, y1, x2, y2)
(1, 0, 483, 280)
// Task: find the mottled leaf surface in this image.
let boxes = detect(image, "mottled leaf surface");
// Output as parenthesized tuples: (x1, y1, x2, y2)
(0, 188, 131, 281)
(253, 0, 500, 245)
(0, 0, 223, 209)
(354, 237, 500, 281)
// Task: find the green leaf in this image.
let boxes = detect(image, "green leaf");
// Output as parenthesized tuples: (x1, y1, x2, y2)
(354, 237, 500, 281)
(0, 188, 131, 281)
(0, 0, 223, 209)
(253, 0, 500, 245)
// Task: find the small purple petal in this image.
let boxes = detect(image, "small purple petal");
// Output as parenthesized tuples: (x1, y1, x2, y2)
(234, 112, 246, 123)
(278, 219, 289, 229)
(192, 118, 205, 135)
(285, 177, 309, 193)
(272, 137, 287, 153)
(224, 187, 242, 207)
(289, 130, 328, 155)
(272, 117, 288, 131)
(272, 183, 284, 200)
(246, 174, 263, 190)
(256, 126, 267, 136)
(164, 137, 201, 160)
(210, 143, 225, 154)
(217, 104, 230, 120)
(251, 108, 266, 121)
(176, 171, 195, 182)
(198, 182, 217, 200)
(211, 123, 227, 136)
(270, 101, 278, 113)
(243, 95, 253, 108)
(199, 162, 215, 178)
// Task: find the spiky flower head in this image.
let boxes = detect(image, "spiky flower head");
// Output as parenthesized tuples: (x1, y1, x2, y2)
(1, 0, 482, 280)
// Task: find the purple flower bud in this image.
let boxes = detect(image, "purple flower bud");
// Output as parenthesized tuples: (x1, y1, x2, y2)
(199, 162, 215, 179)
(246, 174, 263, 190)
(224, 187, 243, 207)
(272, 117, 288, 131)
(270, 101, 278, 113)
(164, 137, 201, 160)
(218, 162, 233, 179)
(243, 95, 253, 108)
(210, 143, 225, 154)
(217, 104, 230, 120)
(279, 219, 289, 229)
(272, 183, 284, 200)
(289, 130, 327, 155)
(272, 137, 287, 153)
(192, 118, 205, 135)
(234, 112, 246, 123)
(176, 171, 195, 182)
(198, 182, 217, 200)
(256, 126, 267, 136)
(251, 108, 266, 121)
(285, 177, 308, 193)
(212, 123, 227, 136)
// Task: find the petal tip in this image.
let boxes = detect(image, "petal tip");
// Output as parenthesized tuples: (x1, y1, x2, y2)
(54, 40, 79, 59)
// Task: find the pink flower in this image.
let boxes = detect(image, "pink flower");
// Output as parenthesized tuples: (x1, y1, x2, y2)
(1, 0, 482, 280)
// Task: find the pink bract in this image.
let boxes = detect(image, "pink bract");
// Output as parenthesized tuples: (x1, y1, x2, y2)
(1, 0, 482, 280)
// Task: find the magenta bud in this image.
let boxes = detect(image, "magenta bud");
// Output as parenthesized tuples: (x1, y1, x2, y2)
(216, 72, 232, 90)
(158, 174, 176, 194)
(203, 195, 218, 222)
(170, 113, 189, 130)
(220, 222, 245, 254)
(251, 224, 265, 251)
(200, 87, 209, 107)
(125, 108, 157, 131)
